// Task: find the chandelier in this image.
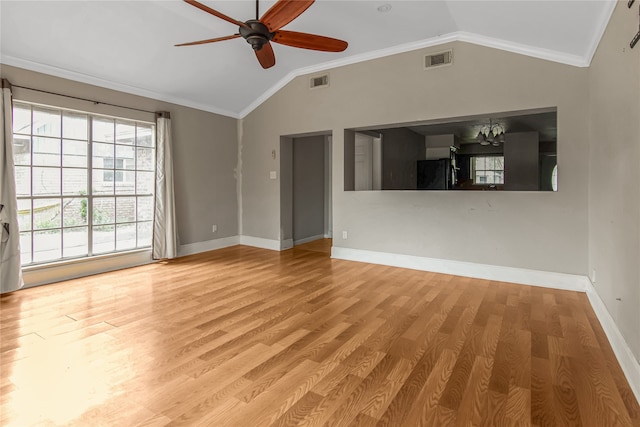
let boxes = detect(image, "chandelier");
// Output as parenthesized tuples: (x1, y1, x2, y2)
(476, 120, 505, 146)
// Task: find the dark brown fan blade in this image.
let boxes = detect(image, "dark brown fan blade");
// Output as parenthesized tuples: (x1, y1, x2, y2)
(260, 0, 314, 32)
(272, 30, 347, 52)
(255, 42, 276, 69)
(175, 34, 241, 47)
(183, 0, 248, 28)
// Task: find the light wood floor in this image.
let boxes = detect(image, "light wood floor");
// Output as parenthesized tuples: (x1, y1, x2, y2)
(1, 242, 638, 426)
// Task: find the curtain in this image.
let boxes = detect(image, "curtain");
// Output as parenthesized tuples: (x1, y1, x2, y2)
(0, 79, 24, 293)
(152, 112, 178, 260)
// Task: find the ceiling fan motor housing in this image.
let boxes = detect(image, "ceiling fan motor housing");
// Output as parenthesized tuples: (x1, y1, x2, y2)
(240, 20, 273, 50)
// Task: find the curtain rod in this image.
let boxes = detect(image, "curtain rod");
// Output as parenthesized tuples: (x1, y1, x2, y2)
(12, 84, 156, 115)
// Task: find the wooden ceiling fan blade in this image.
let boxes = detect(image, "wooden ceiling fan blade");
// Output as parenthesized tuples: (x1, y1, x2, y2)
(175, 34, 241, 47)
(255, 42, 276, 69)
(183, 0, 248, 28)
(260, 0, 314, 32)
(272, 30, 348, 52)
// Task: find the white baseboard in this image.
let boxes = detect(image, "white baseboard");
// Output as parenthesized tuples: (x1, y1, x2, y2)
(331, 246, 588, 291)
(294, 234, 326, 246)
(331, 245, 640, 402)
(281, 239, 294, 250)
(585, 280, 640, 403)
(178, 236, 240, 257)
(22, 249, 155, 288)
(239, 235, 284, 251)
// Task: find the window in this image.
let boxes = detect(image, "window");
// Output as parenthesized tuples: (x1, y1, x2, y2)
(472, 156, 504, 185)
(103, 158, 129, 182)
(13, 102, 156, 266)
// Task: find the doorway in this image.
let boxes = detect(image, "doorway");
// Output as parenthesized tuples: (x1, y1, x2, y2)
(280, 133, 332, 250)
(354, 132, 382, 191)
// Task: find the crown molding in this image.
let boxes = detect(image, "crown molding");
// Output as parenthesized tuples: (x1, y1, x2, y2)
(455, 32, 589, 67)
(238, 31, 595, 118)
(0, 55, 241, 119)
(583, 0, 617, 66)
(2, 21, 607, 120)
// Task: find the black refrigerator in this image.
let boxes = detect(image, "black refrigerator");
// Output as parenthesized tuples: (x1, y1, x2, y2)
(417, 159, 451, 190)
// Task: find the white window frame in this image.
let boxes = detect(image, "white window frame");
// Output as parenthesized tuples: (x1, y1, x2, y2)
(12, 101, 156, 269)
(472, 155, 504, 185)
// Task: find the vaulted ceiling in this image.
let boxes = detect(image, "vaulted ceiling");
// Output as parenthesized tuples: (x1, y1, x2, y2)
(0, 1, 615, 118)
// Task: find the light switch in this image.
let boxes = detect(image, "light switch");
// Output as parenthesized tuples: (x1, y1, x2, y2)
(270, 171, 277, 180)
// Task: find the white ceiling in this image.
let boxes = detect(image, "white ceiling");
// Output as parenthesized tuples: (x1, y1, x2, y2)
(0, 0, 615, 118)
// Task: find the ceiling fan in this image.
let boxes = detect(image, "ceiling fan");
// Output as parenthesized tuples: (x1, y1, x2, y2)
(176, 0, 348, 69)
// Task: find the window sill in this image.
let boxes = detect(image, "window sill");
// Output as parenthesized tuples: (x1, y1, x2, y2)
(21, 249, 155, 288)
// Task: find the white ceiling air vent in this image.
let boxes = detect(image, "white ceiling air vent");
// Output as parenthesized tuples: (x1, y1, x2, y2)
(310, 74, 329, 89)
(424, 49, 453, 69)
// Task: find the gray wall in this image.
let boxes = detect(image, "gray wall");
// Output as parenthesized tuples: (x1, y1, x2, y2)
(241, 40, 589, 275)
(381, 128, 425, 190)
(0, 64, 239, 246)
(293, 136, 325, 242)
(588, 2, 640, 361)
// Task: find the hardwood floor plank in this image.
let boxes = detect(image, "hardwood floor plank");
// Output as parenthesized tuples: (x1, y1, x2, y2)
(357, 357, 413, 420)
(135, 412, 172, 427)
(1, 242, 637, 426)
(505, 386, 531, 425)
(299, 374, 365, 427)
(322, 354, 400, 426)
(570, 345, 634, 426)
(403, 347, 460, 425)
(219, 358, 320, 427)
(439, 323, 484, 411)
(531, 356, 560, 427)
(269, 391, 325, 427)
(376, 333, 450, 426)
(453, 355, 494, 427)
(162, 376, 252, 426)
(488, 305, 518, 395)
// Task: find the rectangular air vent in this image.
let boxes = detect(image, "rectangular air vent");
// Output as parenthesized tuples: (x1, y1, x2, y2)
(310, 74, 329, 89)
(424, 50, 453, 69)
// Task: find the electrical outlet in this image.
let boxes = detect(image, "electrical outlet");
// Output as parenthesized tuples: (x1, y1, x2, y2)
(212, 224, 217, 233)
(342, 231, 348, 239)
(590, 268, 596, 283)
